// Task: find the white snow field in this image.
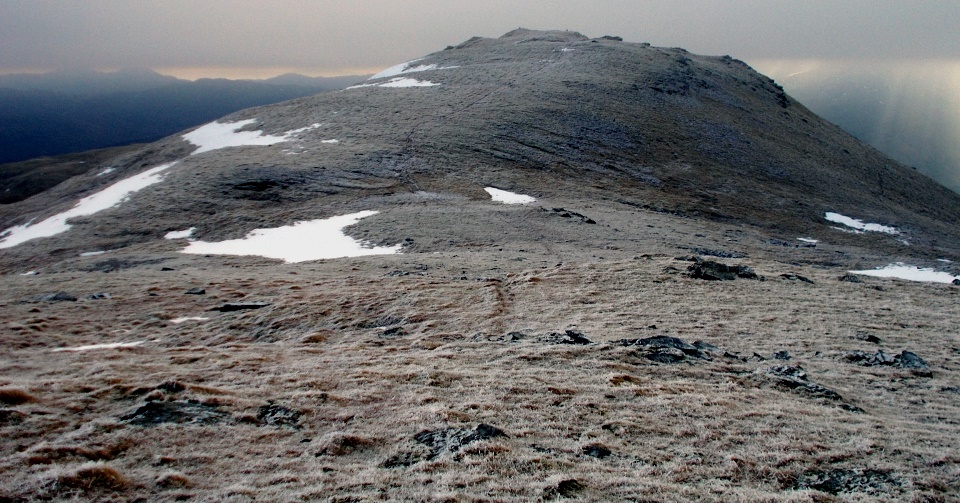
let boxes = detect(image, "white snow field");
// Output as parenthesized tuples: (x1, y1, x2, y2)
(180, 211, 402, 263)
(0, 162, 178, 249)
(797, 238, 819, 244)
(485, 187, 536, 205)
(368, 60, 458, 81)
(52, 341, 145, 352)
(164, 228, 196, 240)
(170, 316, 209, 324)
(348, 77, 440, 89)
(850, 263, 959, 284)
(183, 119, 297, 154)
(825, 212, 899, 234)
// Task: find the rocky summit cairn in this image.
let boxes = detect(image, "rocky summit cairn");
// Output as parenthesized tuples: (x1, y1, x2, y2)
(0, 30, 958, 502)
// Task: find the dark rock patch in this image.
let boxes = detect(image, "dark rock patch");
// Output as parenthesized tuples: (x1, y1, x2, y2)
(687, 259, 759, 280)
(843, 350, 931, 376)
(688, 247, 747, 259)
(616, 335, 710, 363)
(257, 403, 301, 429)
(780, 273, 814, 284)
(756, 366, 861, 411)
(505, 331, 526, 342)
(383, 423, 507, 468)
(773, 351, 791, 361)
(26, 292, 77, 302)
(547, 330, 593, 345)
(544, 479, 585, 499)
(209, 302, 270, 312)
(953, 278, 960, 286)
(121, 401, 229, 426)
(378, 326, 406, 338)
(838, 274, 863, 283)
(794, 468, 899, 495)
(184, 288, 205, 295)
(156, 381, 186, 393)
(89, 292, 111, 300)
(854, 332, 881, 344)
(582, 444, 612, 459)
(692, 340, 742, 360)
(0, 409, 26, 425)
(548, 207, 596, 224)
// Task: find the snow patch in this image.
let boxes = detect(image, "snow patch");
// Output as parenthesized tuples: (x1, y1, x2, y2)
(183, 119, 290, 154)
(53, 341, 145, 352)
(485, 187, 536, 205)
(321, 139, 340, 144)
(79, 251, 106, 257)
(164, 228, 195, 240)
(347, 77, 440, 90)
(170, 316, 209, 324)
(180, 211, 402, 263)
(20, 271, 38, 276)
(0, 162, 177, 249)
(825, 212, 899, 234)
(797, 237, 819, 244)
(96, 167, 115, 176)
(368, 60, 458, 80)
(849, 263, 959, 284)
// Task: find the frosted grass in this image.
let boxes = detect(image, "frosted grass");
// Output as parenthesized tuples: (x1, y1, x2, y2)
(485, 187, 536, 204)
(0, 162, 177, 249)
(181, 211, 401, 263)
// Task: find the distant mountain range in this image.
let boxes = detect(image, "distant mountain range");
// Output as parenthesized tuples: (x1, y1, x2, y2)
(0, 68, 366, 165)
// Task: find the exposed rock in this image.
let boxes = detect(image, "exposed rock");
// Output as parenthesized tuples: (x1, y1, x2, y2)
(121, 401, 229, 426)
(780, 273, 814, 284)
(548, 207, 596, 224)
(854, 332, 881, 344)
(185, 288, 206, 295)
(794, 468, 900, 495)
(953, 278, 960, 286)
(756, 366, 861, 411)
(598, 35, 623, 41)
(544, 479, 585, 499)
(547, 330, 593, 345)
(257, 403, 301, 429)
(843, 350, 930, 376)
(26, 292, 77, 302)
(0, 409, 26, 425)
(773, 351, 791, 361)
(582, 444, 612, 458)
(89, 292, 111, 300)
(209, 302, 270, 312)
(616, 335, 711, 363)
(383, 423, 507, 468)
(688, 247, 747, 259)
(838, 274, 863, 283)
(156, 381, 186, 393)
(687, 259, 759, 280)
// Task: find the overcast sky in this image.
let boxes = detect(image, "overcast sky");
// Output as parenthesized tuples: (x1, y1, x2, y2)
(1, 0, 958, 78)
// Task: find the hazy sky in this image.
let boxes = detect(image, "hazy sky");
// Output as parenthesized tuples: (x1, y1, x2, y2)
(1, 0, 958, 78)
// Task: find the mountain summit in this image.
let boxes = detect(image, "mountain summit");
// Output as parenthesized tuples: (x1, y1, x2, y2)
(1, 30, 958, 501)
(2, 28, 957, 263)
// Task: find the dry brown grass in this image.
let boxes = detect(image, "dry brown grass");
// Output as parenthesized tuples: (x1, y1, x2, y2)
(0, 196, 958, 501)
